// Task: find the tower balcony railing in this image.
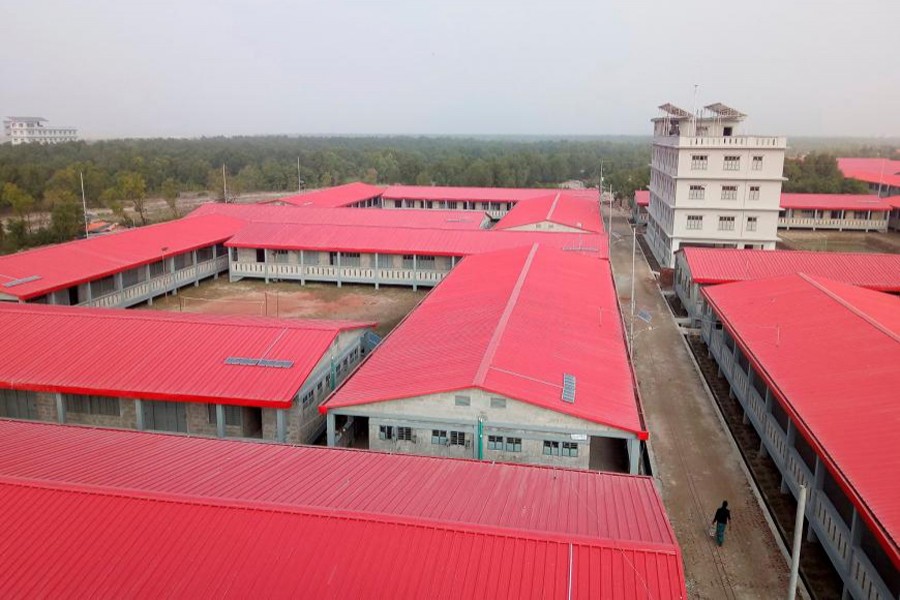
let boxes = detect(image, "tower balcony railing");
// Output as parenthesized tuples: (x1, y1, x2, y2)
(654, 135, 787, 149)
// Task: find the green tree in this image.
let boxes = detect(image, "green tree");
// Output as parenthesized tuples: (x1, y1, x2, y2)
(161, 178, 180, 217)
(46, 189, 84, 242)
(117, 172, 148, 224)
(2, 183, 36, 233)
(99, 187, 125, 220)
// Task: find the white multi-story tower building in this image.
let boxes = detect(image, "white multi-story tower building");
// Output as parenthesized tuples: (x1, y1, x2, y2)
(3, 117, 78, 145)
(645, 103, 786, 268)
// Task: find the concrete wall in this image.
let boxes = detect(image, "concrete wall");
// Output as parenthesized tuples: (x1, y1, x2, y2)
(503, 222, 588, 233)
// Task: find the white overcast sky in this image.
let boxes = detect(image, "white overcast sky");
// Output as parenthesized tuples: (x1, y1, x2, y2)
(2, 0, 898, 138)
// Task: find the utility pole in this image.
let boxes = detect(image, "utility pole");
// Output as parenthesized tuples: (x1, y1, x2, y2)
(630, 225, 636, 350)
(787, 484, 808, 600)
(222, 164, 228, 202)
(79, 171, 89, 238)
(297, 156, 302, 192)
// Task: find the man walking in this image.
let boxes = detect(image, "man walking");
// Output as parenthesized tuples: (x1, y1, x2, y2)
(712, 500, 731, 546)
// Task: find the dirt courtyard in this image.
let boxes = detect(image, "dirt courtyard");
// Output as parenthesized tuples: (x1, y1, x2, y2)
(140, 278, 427, 337)
(778, 229, 900, 253)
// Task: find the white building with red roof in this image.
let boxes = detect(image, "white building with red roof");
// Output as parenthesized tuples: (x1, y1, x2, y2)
(701, 274, 899, 599)
(779, 193, 891, 232)
(321, 244, 647, 473)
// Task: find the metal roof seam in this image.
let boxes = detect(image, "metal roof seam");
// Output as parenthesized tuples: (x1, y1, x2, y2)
(798, 274, 900, 343)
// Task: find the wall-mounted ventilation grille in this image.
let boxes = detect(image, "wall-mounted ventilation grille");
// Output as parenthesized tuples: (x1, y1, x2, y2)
(225, 357, 294, 369)
(562, 374, 576, 403)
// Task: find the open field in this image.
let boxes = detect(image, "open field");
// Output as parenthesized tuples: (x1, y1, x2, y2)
(139, 278, 427, 337)
(778, 230, 900, 254)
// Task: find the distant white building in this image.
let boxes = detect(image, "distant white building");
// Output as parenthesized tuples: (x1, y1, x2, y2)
(645, 103, 786, 269)
(3, 116, 78, 145)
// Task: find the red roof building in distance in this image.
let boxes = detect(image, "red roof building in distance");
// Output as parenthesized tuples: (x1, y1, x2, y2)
(187, 201, 491, 229)
(0, 420, 686, 599)
(322, 244, 647, 473)
(0, 303, 373, 444)
(837, 157, 900, 195)
(494, 190, 603, 233)
(634, 190, 650, 207)
(779, 193, 893, 212)
(778, 193, 892, 232)
(674, 247, 900, 325)
(702, 275, 900, 598)
(270, 181, 384, 208)
(0, 214, 243, 305)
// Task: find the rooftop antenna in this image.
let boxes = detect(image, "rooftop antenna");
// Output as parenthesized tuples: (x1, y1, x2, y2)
(79, 171, 89, 238)
(297, 156, 303, 192)
(691, 84, 700, 136)
(222, 164, 228, 203)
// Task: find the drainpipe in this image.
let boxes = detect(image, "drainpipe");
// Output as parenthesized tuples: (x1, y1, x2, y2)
(476, 415, 484, 460)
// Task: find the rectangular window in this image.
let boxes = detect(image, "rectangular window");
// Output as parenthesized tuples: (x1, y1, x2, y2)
(173, 253, 191, 270)
(431, 430, 447, 445)
(752, 156, 764, 171)
(206, 404, 241, 426)
(749, 186, 760, 200)
(90, 276, 116, 298)
(688, 185, 705, 200)
(490, 397, 506, 409)
(746, 217, 758, 231)
(487, 435, 503, 450)
(543, 440, 560, 456)
(718, 216, 736, 231)
(341, 252, 361, 267)
(723, 155, 741, 171)
(402, 255, 415, 269)
(121, 267, 146, 288)
(397, 427, 413, 441)
(454, 395, 470, 407)
(505, 437, 522, 452)
(273, 250, 289, 264)
(196, 247, 214, 262)
(721, 186, 738, 200)
(449, 431, 466, 446)
(561, 442, 579, 457)
(66, 394, 120, 417)
(378, 425, 394, 440)
(0, 389, 37, 420)
(417, 255, 436, 270)
(686, 215, 703, 230)
(691, 155, 708, 170)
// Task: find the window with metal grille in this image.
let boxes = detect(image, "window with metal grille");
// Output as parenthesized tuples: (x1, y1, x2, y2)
(747, 217, 758, 232)
(431, 430, 447, 445)
(273, 250, 289, 264)
(691, 155, 708, 170)
(0, 389, 37, 420)
(65, 394, 120, 417)
(377, 254, 394, 269)
(397, 427, 413, 441)
(749, 186, 760, 200)
(196, 247, 214, 262)
(686, 215, 703, 230)
(417, 255, 435, 270)
(561, 442, 579, 457)
(207, 404, 241, 426)
(718, 216, 736, 231)
(173, 253, 190, 270)
(449, 431, 466, 446)
(752, 156, 764, 170)
(543, 440, 560, 456)
(490, 397, 506, 409)
(121, 267, 146, 288)
(90, 276, 116, 298)
(505, 437, 522, 452)
(688, 185, 705, 200)
(454, 395, 470, 407)
(723, 156, 741, 171)
(378, 425, 394, 440)
(341, 252, 361, 267)
(487, 435, 503, 450)
(149, 260, 167, 278)
(402, 255, 415, 269)
(721, 186, 738, 200)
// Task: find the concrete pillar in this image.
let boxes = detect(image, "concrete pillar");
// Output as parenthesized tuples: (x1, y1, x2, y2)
(192, 250, 200, 286)
(627, 438, 641, 475)
(135, 399, 145, 431)
(264, 249, 270, 284)
(114, 272, 124, 292)
(216, 404, 225, 438)
(84, 282, 92, 304)
(451, 256, 457, 268)
(146, 264, 154, 305)
(55, 393, 66, 424)
(336, 252, 342, 288)
(781, 421, 797, 493)
(276, 409, 286, 443)
(374, 252, 380, 290)
(412, 254, 418, 291)
(169, 257, 178, 296)
(326, 412, 336, 447)
(807, 457, 826, 542)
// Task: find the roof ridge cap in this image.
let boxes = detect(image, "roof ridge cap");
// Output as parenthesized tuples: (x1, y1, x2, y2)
(798, 274, 900, 343)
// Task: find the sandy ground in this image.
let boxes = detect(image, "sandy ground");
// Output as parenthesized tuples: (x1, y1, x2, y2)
(138, 277, 426, 337)
(607, 211, 794, 599)
(777, 229, 900, 253)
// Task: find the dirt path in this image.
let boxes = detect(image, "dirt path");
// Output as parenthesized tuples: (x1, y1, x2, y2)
(607, 212, 792, 599)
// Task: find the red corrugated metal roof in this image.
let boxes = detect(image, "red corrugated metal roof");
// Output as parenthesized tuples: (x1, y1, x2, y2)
(273, 182, 385, 207)
(324, 245, 645, 437)
(0, 304, 372, 407)
(703, 275, 900, 566)
(680, 247, 900, 292)
(187, 201, 488, 229)
(837, 158, 900, 189)
(226, 222, 607, 258)
(779, 193, 891, 211)
(383, 185, 554, 202)
(885, 195, 900, 209)
(495, 191, 604, 233)
(634, 191, 650, 207)
(0, 215, 244, 300)
(0, 420, 685, 598)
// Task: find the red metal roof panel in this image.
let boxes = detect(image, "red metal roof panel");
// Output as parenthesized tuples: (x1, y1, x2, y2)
(324, 245, 644, 436)
(383, 185, 555, 202)
(225, 222, 607, 258)
(0, 304, 372, 407)
(634, 190, 650, 207)
(837, 158, 900, 188)
(703, 275, 900, 565)
(273, 182, 385, 207)
(0, 420, 685, 598)
(187, 202, 488, 229)
(680, 247, 900, 292)
(779, 193, 891, 211)
(0, 214, 244, 300)
(495, 191, 604, 233)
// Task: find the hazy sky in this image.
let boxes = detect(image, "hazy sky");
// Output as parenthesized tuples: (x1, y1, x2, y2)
(3, 0, 898, 139)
